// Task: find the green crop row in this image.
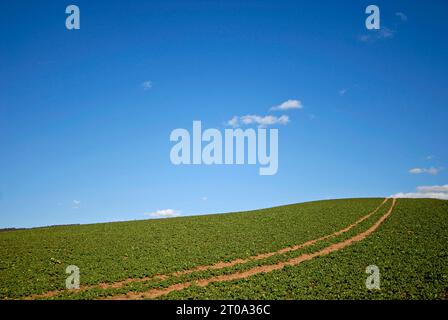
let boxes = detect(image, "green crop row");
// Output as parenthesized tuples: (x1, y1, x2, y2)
(50, 198, 392, 300)
(3, 198, 446, 300)
(163, 199, 448, 300)
(0, 198, 384, 299)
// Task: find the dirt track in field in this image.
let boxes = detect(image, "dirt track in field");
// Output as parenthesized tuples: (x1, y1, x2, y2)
(24, 198, 391, 300)
(106, 198, 395, 300)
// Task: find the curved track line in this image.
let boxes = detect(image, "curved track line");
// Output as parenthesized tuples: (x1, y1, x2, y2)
(24, 198, 388, 300)
(107, 198, 396, 300)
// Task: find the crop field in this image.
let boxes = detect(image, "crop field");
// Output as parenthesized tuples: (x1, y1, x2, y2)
(0, 198, 447, 300)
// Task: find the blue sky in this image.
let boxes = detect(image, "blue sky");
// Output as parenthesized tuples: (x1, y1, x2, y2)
(1, 0, 447, 228)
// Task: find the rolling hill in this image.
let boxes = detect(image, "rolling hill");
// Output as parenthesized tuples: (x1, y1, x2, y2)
(0, 197, 447, 300)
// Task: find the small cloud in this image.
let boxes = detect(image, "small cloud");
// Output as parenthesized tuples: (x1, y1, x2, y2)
(201, 196, 208, 201)
(359, 27, 395, 42)
(359, 35, 371, 42)
(409, 167, 442, 175)
(227, 115, 290, 128)
(270, 99, 303, 111)
(72, 200, 80, 209)
(425, 155, 435, 160)
(339, 89, 347, 96)
(227, 116, 239, 128)
(240, 114, 290, 127)
(392, 184, 448, 200)
(145, 209, 181, 218)
(379, 27, 395, 39)
(142, 81, 153, 91)
(396, 12, 408, 22)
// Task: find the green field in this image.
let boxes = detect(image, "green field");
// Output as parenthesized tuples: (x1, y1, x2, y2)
(0, 198, 447, 300)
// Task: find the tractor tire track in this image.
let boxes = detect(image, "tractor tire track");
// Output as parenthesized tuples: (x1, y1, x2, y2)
(24, 198, 389, 300)
(106, 198, 396, 300)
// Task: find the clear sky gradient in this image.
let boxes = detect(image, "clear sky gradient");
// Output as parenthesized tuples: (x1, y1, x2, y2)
(1, 0, 447, 228)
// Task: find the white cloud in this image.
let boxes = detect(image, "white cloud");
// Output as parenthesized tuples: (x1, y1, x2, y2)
(409, 167, 441, 175)
(270, 99, 303, 111)
(379, 27, 395, 39)
(339, 89, 347, 96)
(201, 196, 208, 201)
(227, 116, 239, 127)
(396, 12, 408, 22)
(142, 80, 153, 90)
(240, 114, 290, 127)
(359, 27, 395, 42)
(359, 35, 370, 42)
(145, 209, 181, 218)
(72, 200, 80, 209)
(417, 185, 448, 193)
(392, 184, 448, 200)
(227, 99, 301, 128)
(227, 115, 290, 127)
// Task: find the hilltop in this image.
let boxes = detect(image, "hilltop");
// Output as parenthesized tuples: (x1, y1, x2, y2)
(0, 198, 446, 300)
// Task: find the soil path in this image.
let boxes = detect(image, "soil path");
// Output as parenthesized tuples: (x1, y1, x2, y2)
(106, 198, 396, 300)
(24, 198, 390, 300)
